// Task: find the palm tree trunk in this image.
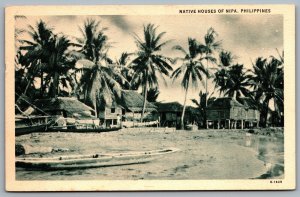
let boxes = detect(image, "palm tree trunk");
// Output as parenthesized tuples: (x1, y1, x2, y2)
(204, 59, 209, 129)
(141, 80, 148, 122)
(233, 91, 237, 100)
(51, 72, 59, 98)
(261, 97, 271, 128)
(205, 59, 208, 105)
(40, 71, 44, 98)
(181, 85, 189, 130)
(203, 93, 207, 129)
(94, 98, 98, 118)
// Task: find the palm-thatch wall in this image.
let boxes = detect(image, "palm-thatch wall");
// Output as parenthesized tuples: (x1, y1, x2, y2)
(155, 102, 199, 128)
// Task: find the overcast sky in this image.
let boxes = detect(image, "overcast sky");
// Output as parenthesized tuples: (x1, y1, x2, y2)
(16, 14, 283, 106)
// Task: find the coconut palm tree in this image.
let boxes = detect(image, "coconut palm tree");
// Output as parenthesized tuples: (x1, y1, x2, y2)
(18, 20, 54, 97)
(249, 56, 283, 127)
(223, 64, 251, 101)
(76, 19, 111, 63)
(74, 19, 124, 115)
(19, 20, 74, 98)
(172, 38, 208, 129)
(146, 87, 160, 102)
(130, 23, 173, 122)
(114, 52, 134, 90)
(213, 50, 235, 96)
(46, 35, 75, 97)
(200, 27, 222, 102)
(191, 91, 215, 128)
(76, 59, 123, 116)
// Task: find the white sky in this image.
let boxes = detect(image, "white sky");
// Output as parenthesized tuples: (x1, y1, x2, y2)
(16, 14, 283, 106)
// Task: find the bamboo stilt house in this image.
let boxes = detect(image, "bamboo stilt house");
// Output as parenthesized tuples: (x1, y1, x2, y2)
(206, 97, 260, 129)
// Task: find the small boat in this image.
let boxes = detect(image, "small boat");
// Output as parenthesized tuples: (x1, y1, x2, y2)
(15, 115, 53, 136)
(48, 125, 121, 133)
(16, 148, 179, 170)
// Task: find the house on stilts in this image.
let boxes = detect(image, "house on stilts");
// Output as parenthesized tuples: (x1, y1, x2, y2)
(206, 97, 260, 129)
(155, 102, 200, 129)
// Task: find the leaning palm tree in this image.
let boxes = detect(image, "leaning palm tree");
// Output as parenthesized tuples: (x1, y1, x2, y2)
(130, 24, 173, 122)
(172, 38, 208, 129)
(249, 56, 283, 127)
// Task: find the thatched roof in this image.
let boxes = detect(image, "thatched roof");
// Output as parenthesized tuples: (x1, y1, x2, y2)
(207, 97, 245, 110)
(120, 90, 157, 112)
(34, 97, 94, 113)
(155, 102, 183, 112)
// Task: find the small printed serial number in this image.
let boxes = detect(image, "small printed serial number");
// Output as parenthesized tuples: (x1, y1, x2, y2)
(270, 180, 282, 183)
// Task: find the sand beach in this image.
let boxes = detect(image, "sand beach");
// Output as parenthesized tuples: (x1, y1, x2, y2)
(15, 128, 284, 180)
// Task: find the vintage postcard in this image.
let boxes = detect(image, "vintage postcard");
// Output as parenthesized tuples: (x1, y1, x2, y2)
(5, 5, 295, 191)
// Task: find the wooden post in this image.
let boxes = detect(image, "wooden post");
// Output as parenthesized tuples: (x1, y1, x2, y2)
(241, 120, 244, 129)
(132, 112, 135, 128)
(217, 120, 220, 129)
(206, 120, 209, 129)
(228, 119, 231, 129)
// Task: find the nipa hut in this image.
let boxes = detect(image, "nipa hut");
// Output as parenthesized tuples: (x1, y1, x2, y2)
(34, 97, 95, 119)
(119, 90, 158, 122)
(155, 102, 200, 129)
(155, 102, 183, 128)
(206, 97, 260, 129)
(98, 101, 123, 128)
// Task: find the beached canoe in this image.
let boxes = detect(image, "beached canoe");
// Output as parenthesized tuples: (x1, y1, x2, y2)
(16, 148, 179, 170)
(15, 115, 53, 136)
(48, 126, 121, 133)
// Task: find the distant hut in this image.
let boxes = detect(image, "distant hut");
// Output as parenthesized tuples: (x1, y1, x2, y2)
(206, 97, 260, 129)
(119, 90, 158, 123)
(155, 102, 200, 129)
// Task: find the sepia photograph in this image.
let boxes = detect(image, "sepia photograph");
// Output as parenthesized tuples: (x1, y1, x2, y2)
(5, 5, 295, 191)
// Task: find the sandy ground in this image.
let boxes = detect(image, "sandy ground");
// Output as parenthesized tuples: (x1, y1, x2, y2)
(15, 128, 284, 180)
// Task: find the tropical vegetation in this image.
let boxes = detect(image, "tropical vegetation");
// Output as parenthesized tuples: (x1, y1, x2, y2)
(130, 24, 173, 122)
(15, 18, 284, 128)
(171, 38, 208, 129)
